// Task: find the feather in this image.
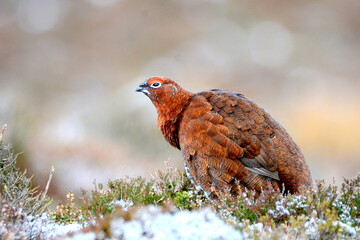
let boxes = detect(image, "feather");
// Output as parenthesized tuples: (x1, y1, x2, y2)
(137, 77, 312, 198)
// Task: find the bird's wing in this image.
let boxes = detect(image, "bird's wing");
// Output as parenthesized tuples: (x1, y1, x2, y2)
(179, 90, 280, 192)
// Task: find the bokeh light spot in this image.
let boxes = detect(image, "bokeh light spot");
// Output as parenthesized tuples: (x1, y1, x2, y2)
(17, 0, 64, 33)
(87, 0, 120, 7)
(249, 21, 293, 67)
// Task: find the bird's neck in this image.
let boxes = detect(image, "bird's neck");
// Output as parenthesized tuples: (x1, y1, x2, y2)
(156, 91, 193, 121)
(155, 90, 194, 149)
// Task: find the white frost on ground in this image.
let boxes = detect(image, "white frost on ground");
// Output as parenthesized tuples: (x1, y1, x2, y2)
(111, 206, 242, 240)
(2, 205, 358, 239)
(0, 212, 83, 240)
(61, 206, 243, 240)
(110, 199, 134, 210)
(63, 232, 97, 240)
(333, 221, 357, 237)
(241, 215, 358, 240)
(42, 221, 83, 239)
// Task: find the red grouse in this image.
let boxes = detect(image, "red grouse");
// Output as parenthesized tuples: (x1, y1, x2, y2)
(136, 77, 312, 198)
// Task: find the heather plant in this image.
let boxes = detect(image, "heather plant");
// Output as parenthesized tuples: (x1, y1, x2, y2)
(52, 164, 359, 239)
(1, 125, 358, 239)
(52, 164, 205, 224)
(0, 125, 54, 239)
(0, 125, 52, 215)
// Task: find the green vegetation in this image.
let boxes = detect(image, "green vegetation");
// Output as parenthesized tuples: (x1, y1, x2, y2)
(0, 136, 52, 216)
(51, 164, 202, 224)
(52, 162, 359, 239)
(0, 130, 358, 239)
(0, 128, 53, 240)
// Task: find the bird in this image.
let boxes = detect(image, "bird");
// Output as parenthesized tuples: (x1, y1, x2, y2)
(136, 77, 312, 199)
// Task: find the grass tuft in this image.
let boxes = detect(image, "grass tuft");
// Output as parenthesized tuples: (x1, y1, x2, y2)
(52, 161, 360, 239)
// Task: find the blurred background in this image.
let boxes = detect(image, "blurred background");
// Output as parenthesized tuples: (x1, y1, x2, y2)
(0, 0, 359, 199)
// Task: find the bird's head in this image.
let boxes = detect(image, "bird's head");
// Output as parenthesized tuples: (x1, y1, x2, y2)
(136, 76, 194, 116)
(136, 76, 183, 103)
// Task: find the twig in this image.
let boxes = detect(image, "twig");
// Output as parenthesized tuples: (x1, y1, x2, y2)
(0, 124, 7, 141)
(41, 166, 55, 202)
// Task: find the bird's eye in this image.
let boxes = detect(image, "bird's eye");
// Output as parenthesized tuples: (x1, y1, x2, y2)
(151, 82, 161, 88)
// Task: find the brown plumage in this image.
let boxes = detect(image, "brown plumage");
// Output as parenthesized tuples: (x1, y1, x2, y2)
(136, 77, 312, 198)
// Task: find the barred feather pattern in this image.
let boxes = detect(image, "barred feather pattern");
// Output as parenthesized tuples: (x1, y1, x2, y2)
(137, 77, 312, 198)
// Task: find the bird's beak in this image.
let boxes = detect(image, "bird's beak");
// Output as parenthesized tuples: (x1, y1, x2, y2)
(135, 82, 150, 95)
